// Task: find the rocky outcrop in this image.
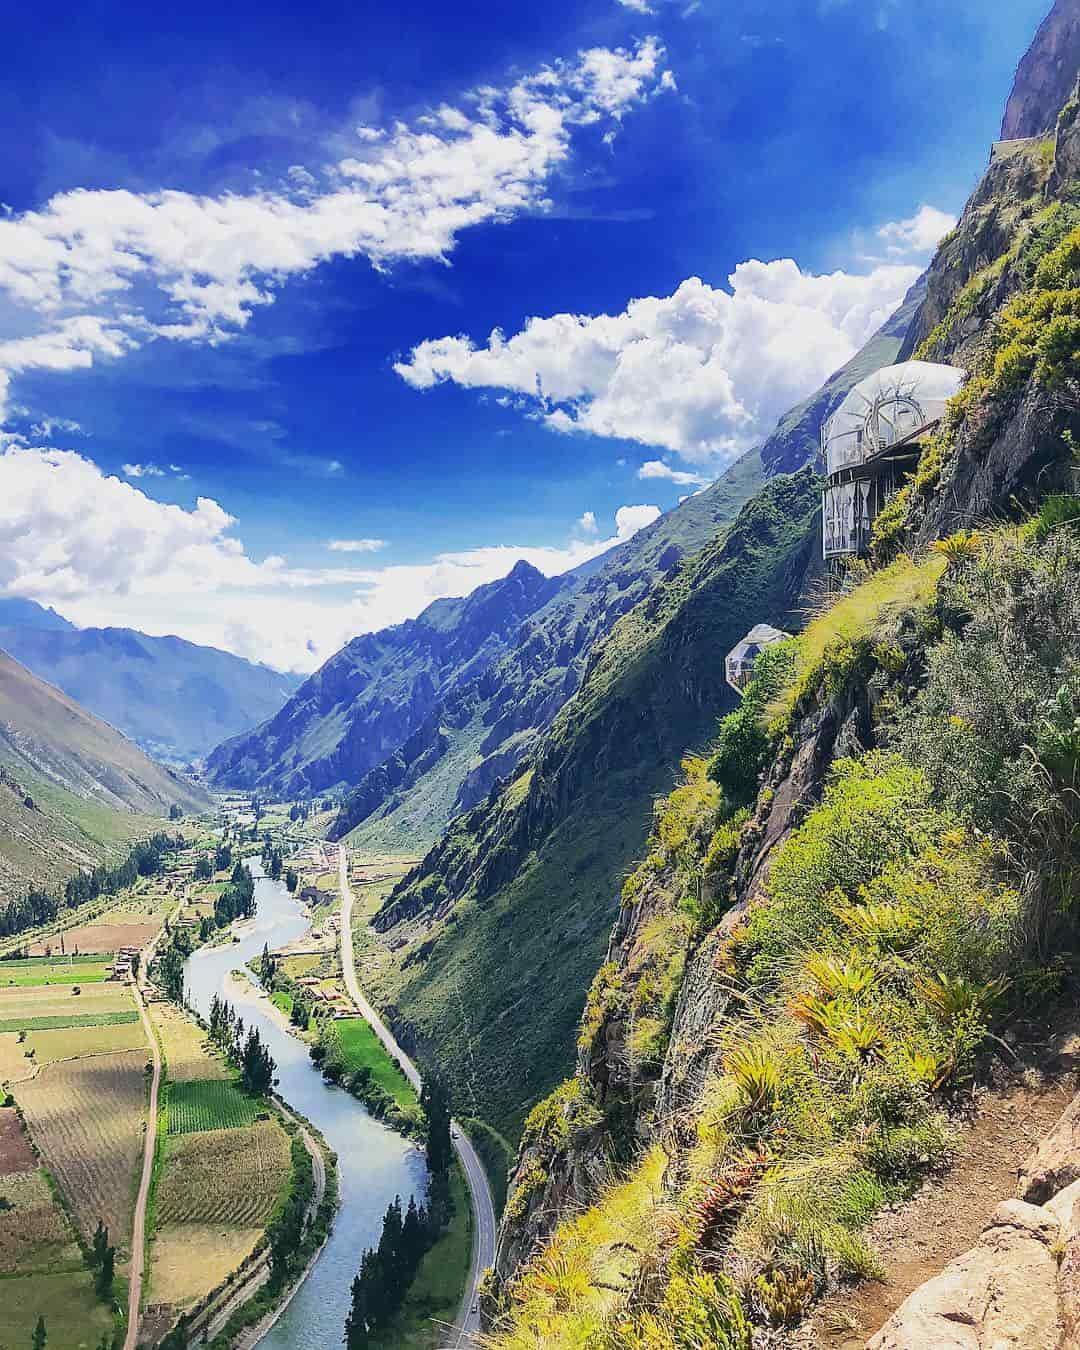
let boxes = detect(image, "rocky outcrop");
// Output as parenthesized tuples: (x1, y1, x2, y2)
(1020, 1094, 1080, 1204)
(867, 1198, 1063, 1349)
(1001, 0, 1080, 140)
(869, 1089, 1080, 1348)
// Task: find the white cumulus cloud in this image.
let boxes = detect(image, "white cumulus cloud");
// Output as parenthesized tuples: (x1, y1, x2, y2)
(876, 204, 956, 258)
(0, 39, 671, 421)
(638, 459, 709, 486)
(396, 260, 921, 464)
(0, 444, 660, 671)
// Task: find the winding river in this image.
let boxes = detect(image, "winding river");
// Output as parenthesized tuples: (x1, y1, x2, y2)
(182, 863, 427, 1350)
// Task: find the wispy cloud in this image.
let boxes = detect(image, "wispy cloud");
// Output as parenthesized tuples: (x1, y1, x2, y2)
(0, 39, 672, 423)
(327, 538, 386, 553)
(638, 459, 709, 486)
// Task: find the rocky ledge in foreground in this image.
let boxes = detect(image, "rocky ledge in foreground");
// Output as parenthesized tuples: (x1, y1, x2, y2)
(870, 1089, 1080, 1348)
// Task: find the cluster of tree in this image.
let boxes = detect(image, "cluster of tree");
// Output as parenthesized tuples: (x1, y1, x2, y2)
(212, 862, 256, 928)
(261, 839, 284, 881)
(344, 1195, 435, 1347)
(285, 867, 299, 893)
(267, 1136, 313, 1283)
(0, 834, 181, 941)
(207, 994, 276, 1094)
(258, 943, 278, 987)
(89, 1218, 115, 1301)
(157, 924, 195, 1004)
(344, 1072, 455, 1347)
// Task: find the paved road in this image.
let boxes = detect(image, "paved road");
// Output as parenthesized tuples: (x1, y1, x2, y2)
(337, 847, 497, 1346)
(125, 929, 167, 1350)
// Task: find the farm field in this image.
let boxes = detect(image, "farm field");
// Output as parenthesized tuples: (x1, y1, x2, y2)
(0, 957, 112, 987)
(0, 1167, 79, 1271)
(150, 1223, 264, 1306)
(167, 1079, 261, 1134)
(0, 1108, 38, 1173)
(156, 1121, 290, 1226)
(0, 982, 135, 1022)
(331, 1017, 419, 1109)
(0, 1010, 139, 1033)
(0, 1106, 113, 1349)
(27, 920, 158, 957)
(16, 1048, 148, 1249)
(0, 1270, 116, 1349)
(151, 1002, 230, 1082)
(26, 1021, 148, 1064)
(0, 1035, 38, 1084)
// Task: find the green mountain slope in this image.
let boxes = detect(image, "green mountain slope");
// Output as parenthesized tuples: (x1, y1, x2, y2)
(0, 601, 301, 765)
(363, 470, 822, 1135)
(0, 650, 210, 901)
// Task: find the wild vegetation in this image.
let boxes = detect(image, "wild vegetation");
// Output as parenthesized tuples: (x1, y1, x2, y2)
(489, 519, 1080, 1345)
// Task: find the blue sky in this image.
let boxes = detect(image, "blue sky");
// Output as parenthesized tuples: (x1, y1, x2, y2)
(0, 0, 1051, 669)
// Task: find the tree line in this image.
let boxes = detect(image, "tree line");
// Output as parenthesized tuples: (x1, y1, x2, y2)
(0, 833, 182, 941)
(207, 993, 276, 1094)
(344, 1074, 454, 1348)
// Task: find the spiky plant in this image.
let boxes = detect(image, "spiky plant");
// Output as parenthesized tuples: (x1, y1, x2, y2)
(803, 951, 877, 999)
(754, 1266, 816, 1326)
(724, 1042, 781, 1114)
(915, 972, 1009, 1025)
(931, 529, 983, 567)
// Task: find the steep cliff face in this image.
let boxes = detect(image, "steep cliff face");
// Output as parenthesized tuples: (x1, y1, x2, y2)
(886, 88, 1080, 554)
(485, 39, 1080, 1346)
(1001, 0, 1080, 139)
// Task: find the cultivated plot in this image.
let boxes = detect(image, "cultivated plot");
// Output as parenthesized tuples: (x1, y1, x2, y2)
(16, 1049, 148, 1249)
(156, 1121, 290, 1226)
(151, 1002, 230, 1083)
(26, 1021, 148, 1064)
(167, 1079, 261, 1134)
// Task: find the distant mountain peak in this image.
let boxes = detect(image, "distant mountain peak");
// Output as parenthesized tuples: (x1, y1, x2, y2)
(0, 597, 75, 633)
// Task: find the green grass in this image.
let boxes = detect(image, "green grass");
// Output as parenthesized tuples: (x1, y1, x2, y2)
(331, 1018, 419, 1109)
(0, 955, 109, 969)
(0, 1269, 116, 1348)
(0, 1010, 139, 1032)
(271, 991, 294, 1017)
(167, 1079, 262, 1134)
(0, 959, 111, 987)
(367, 1163, 474, 1350)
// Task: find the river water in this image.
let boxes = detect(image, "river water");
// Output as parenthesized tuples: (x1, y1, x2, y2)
(182, 863, 427, 1350)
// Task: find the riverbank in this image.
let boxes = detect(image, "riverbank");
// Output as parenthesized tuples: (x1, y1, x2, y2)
(182, 862, 426, 1350)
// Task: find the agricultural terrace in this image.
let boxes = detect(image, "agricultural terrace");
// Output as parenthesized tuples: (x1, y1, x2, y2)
(16, 1048, 148, 1249)
(0, 1108, 114, 1349)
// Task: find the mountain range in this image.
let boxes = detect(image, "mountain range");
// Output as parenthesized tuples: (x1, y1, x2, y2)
(0, 599, 301, 766)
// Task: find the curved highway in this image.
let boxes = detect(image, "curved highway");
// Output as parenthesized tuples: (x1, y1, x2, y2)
(337, 846, 496, 1345)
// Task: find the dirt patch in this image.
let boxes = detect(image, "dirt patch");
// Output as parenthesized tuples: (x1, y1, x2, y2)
(0, 1110, 36, 1174)
(801, 1054, 1079, 1348)
(26, 922, 157, 957)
